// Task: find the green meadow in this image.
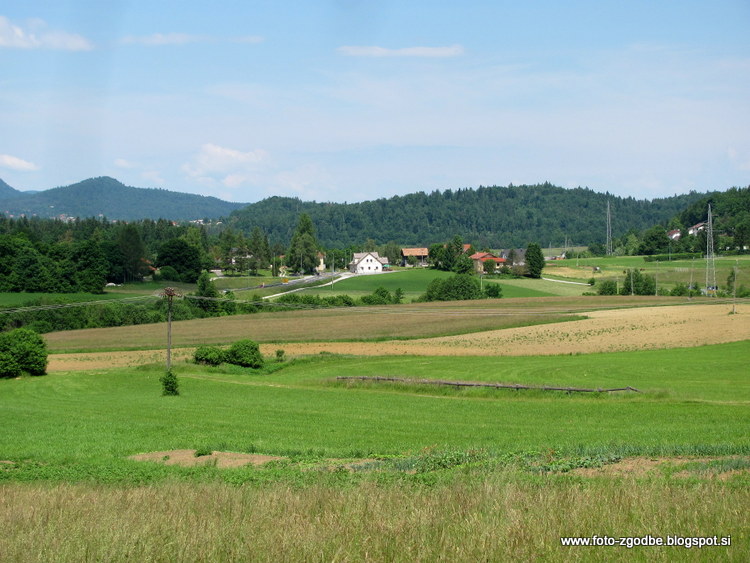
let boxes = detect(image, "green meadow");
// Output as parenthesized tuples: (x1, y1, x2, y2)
(300, 268, 571, 300)
(2, 341, 748, 481)
(2, 340, 748, 561)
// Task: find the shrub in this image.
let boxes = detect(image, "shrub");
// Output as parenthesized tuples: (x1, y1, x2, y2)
(155, 265, 181, 282)
(194, 346, 226, 366)
(420, 274, 483, 302)
(226, 339, 264, 369)
(0, 328, 47, 376)
(160, 370, 179, 396)
(275, 349, 286, 363)
(0, 351, 21, 378)
(597, 280, 618, 296)
(484, 284, 503, 298)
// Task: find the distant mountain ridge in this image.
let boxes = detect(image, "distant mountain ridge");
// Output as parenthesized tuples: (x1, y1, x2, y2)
(0, 176, 245, 221)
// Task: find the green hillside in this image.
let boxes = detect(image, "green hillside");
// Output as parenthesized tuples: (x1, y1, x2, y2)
(228, 183, 711, 248)
(0, 176, 245, 221)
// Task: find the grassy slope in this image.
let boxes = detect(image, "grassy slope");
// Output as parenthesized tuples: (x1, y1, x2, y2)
(2, 342, 748, 474)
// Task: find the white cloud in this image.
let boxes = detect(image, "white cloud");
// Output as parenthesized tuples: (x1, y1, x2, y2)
(0, 16, 92, 51)
(337, 44, 464, 58)
(182, 143, 268, 188)
(114, 158, 138, 169)
(121, 33, 205, 46)
(0, 154, 39, 171)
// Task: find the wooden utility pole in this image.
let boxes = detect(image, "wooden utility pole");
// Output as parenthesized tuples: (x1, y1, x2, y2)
(162, 287, 178, 371)
(733, 261, 738, 314)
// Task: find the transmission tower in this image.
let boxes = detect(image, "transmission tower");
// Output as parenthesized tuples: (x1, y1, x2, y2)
(606, 200, 613, 256)
(705, 204, 716, 296)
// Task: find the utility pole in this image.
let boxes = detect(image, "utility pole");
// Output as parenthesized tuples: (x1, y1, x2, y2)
(162, 287, 178, 371)
(606, 200, 613, 256)
(689, 257, 695, 301)
(706, 204, 716, 297)
(732, 261, 738, 314)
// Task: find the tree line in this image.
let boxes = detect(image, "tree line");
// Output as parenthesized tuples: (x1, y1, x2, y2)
(227, 183, 711, 248)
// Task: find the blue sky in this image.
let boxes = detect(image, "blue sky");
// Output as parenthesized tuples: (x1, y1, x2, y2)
(1, 1, 748, 203)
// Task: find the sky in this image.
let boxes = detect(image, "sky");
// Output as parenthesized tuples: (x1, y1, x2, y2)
(1, 1, 749, 203)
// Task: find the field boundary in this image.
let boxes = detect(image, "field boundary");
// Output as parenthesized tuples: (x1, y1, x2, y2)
(337, 376, 640, 393)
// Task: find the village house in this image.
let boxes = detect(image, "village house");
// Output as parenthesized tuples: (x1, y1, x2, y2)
(400, 247, 429, 267)
(350, 252, 389, 274)
(469, 252, 506, 274)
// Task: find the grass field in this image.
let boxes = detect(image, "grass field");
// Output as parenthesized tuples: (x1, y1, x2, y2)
(2, 339, 749, 560)
(300, 268, 591, 300)
(548, 254, 750, 292)
(4, 343, 748, 465)
(42, 295, 695, 353)
(2, 288, 749, 561)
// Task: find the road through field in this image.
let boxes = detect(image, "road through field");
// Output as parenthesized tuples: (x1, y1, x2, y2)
(47, 303, 749, 372)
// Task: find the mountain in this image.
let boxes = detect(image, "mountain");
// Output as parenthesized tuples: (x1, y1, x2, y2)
(0, 178, 24, 199)
(0, 176, 245, 221)
(228, 183, 713, 248)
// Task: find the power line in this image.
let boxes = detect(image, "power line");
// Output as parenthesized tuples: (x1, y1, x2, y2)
(0, 295, 159, 315)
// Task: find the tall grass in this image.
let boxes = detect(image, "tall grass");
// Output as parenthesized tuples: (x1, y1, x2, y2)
(1, 476, 745, 562)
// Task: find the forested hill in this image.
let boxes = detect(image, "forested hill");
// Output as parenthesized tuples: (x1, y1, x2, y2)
(0, 176, 245, 221)
(0, 179, 23, 199)
(228, 183, 711, 248)
(675, 187, 750, 233)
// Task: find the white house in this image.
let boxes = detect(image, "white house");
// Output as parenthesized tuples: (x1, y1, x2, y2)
(349, 252, 388, 274)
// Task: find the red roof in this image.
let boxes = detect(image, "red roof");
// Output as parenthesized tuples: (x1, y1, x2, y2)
(470, 252, 506, 263)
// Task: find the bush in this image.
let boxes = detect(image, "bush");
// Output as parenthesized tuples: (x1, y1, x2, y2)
(0, 351, 21, 378)
(194, 346, 226, 366)
(226, 339, 264, 369)
(0, 328, 47, 376)
(160, 370, 179, 396)
(597, 280, 618, 296)
(155, 265, 181, 282)
(420, 274, 483, 302)
(484, 284, 503, 298)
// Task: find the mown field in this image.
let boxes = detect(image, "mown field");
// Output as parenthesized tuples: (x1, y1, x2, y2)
(302, 268, 571, 300)
(2, 281, 749, 561)
(42, 295, 689, 353)
(547, 254, 750, 290)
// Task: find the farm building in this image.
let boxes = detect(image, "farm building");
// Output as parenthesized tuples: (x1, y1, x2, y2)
(469, 252, 506, 273)
(401, 247, 429, 267)
(350, 252, 389, 274)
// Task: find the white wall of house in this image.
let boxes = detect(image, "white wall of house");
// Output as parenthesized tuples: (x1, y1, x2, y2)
(352, 252, 384, 274)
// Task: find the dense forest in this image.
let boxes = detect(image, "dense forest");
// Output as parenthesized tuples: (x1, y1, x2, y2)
(0, 176, 245, 221)
(0, 217, 215, 294)
(228, 183, 712, 248)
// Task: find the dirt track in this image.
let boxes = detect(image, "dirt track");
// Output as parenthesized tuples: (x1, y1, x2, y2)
(47, 303, 748, 372)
